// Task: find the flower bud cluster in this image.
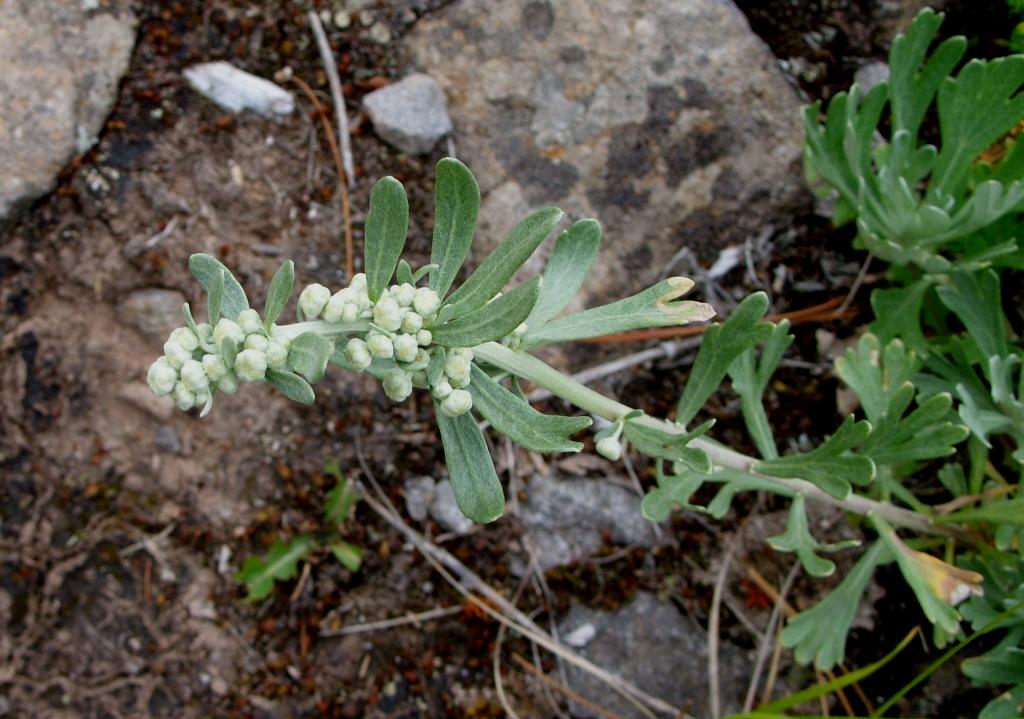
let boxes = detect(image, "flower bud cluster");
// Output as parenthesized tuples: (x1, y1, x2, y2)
(147, 308, 289, 414)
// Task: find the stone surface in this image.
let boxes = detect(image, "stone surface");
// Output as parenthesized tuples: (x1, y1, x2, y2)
(117, 288, 187, 344)
(362, 73, 454, 155)
(154, 424, 183, 454)
(0, 1, 136, 220)
(403, 475, 436, 522)
(406, 0, 804, 305)
(558, 592, 749, 719)
(430, 479, 474, 535)
(520, 473, 657, 570)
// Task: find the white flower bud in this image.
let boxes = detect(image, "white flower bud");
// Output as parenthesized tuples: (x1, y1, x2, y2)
(431, 380, 453, 400)
(393, 283, 416, 307)
(172, 382, 196, 411)
(217, 371, 239, 395)
(235, 349, 268, 382)
(345, 338, 372, 370)
(452, 347, 474, 362)
(440, 389, 473, 417)
(393, 334, 419, 363)
(266, 340, 289, 369)
(169, 327, 200, 352)
(322, 289, 353, 323)
(147, 357, 178, 396)
(445, 353, 472, 385)
(180, 359, 210, 392)
(416, 329, 432, 346)
(213, 318, 245, 347)
(350, 273, 367, 290)
(342, 303, 359, 323)
(596, 436, 622, 461)
(383, 369, 414, 402)
(237, 309, 263, 335)
(413, 287, 441, 317)
(373, 297, 403, 331)
(163, 340, 192, 369)
(244, 334, 270, 352)
(366, 332, 394, 359)
(299, 283, 331, 319)
(450, 371, 471, 389)
(202, 354, 229, 382)
(401, 311, 423, 334)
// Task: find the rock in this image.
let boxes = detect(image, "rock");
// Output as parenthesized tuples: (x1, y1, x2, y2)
(403, 475, 436, 522)
(558, 592, 749, 718)
(873, 1, 947, 44)
(362, 74, 453, 155)
(519, 473, 657, 571)
(117, 288, 186, 344)
(854, 60, 889, 94)
(154, 424, 182, 454)
(406, 0, 803, 306)
(0, 1, 136, 221)
(429, 479, 474, 535)
(118, 382, 174, 420)
(183, 62, 294, 118)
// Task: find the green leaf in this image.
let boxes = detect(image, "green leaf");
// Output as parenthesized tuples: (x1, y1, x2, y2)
(221, 336, 238, 369)
(287, 332, 333, 383)
(364, 176, 410, 301)
(767, 494, 859, 577)
(207, 265, 225, 326)
(444, 207, 562, 315)
(435, 408, 505, 523)
(676, 292, 774, 427)
(755, 416, 875, 499)
(936, 496, 1024, 528)
(835, 334, 920, 425)
(782, 540, 889, 670)
(396, 259, 414, 286)
(468, 365, 590, 453)
(324, 477, 360, 525)
(264, 259, 294, 329)
(189, 253, 249, 320)
(182, 302, 200, 337)
(860, 392, 968, 465)
(431, 277, 541, 347)
(978, 683, 1024, 719)
(936, 269, 1009, 359)
(623, 419, 713, 473)
(728, 320, 793, 460)
(431, 158, 481, 298)
(869, 280, 931, 355)
(640, 467, 708, 521)
(266, 368, 315, 405)
(236, 535, 317, 601)
(524, 277, 715, 347)
(329, 540, 364, 572)
(525, 219, 602, 330)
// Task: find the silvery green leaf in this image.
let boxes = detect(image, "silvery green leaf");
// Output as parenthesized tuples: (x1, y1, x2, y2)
(182, 302, 200, 336)
(525, 219, 601, 330)
(364, 176, 410, 301)
(267, 368, 316, 405)
(427, 348, 447, 386)
(640, 466, 707, 522)
(767, 495, 859, 577)
(755, 416, 875, 499)
(444, 207, 562, 315)
(860, 392, 968, 465)
(200, 394, 214, 418)
(937, 269, 1009, 359)
(431, 277, 540, 347)
(207, 265, 225, 326)
(835, 334, 920, 425)
(728, 320, 793, 460)
(524, 277, 715, 348)
(782, 540, 888, 670)
(221, 337, 238, 368)
(435, 408, 505, 523)
(888, 8, 964, 139)
(411, 263, 438, 285)
(430, 158, 481, 298)
(396, 259, 414, 286)
(189, 253, 249, 320)
(287, 332, 333, 383)
(622, 418, 713, 473)
(676, 292, 773, 427)
(329, 540, 364, 572)
(468, 365, 590, 453)
(264, 259, 294, 329)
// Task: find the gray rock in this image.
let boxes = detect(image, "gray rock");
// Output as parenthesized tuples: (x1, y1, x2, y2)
(854, 61, 890, 94)
(403, 475, 436, 522)
(117, 288, 186, 344)
(118, 382, 174, 421)
(362, 73, 453, 155)
(520, 473, 657, 571)
(406, 0, 803, 306)
(154, 424, 182, 454)
(0, 1, 136, 220)
(429, 479, 474, 535)
(558, 592, 749, 719)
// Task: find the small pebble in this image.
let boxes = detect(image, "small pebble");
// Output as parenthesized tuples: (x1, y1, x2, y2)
(369, 22, 391, 44)
(155, 424, 182, 454)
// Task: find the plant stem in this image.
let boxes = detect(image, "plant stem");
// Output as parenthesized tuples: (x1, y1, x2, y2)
(274, 319, 369, 341)
(474, 342, 972, 542)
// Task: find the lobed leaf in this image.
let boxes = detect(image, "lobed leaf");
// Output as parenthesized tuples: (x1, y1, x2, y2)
(623, 419, 713, 473)
(524, 277, 715, 347)
(435, 408, 505, 523)
(189, 253, 249, 320)
(363, 176, 410, 301)
(468, 365, 590, 453)
(936, 269, 1009, 360)
(767, 494, 859, 577)
(329, 541, 364, 572)
(324, 476, 360, 525)
(728, 320, 793, 460)
(236, 535, 317, 601)
(431, 277, 540, 347)
(524, 219, 602, 330)
(430, 158, 481, 298)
